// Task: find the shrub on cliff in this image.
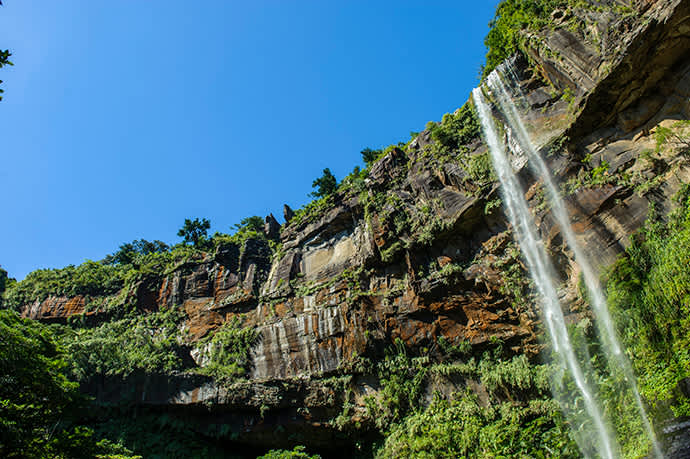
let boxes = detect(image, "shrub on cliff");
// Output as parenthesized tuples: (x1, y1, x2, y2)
(483, 0, 565, 77)
(362, 340, 577, 458)
(233, 215, 264, 234)
(258, 445, 321, 458)
(482, 0, 620, 77)
(427, 101, 480, 151)
(378, 395, 576, 458)
(2, 261, 124, 311)
(195, 317, 258, 382)
(606, 184, 690, 418)
(223, 215, 266, 245)
(424, 101, 493, 196)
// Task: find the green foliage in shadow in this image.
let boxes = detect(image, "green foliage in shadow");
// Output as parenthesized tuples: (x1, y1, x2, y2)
(0, 309, 139, 458)
(257, 445, 321, 459)
(52, 306, 185, 382)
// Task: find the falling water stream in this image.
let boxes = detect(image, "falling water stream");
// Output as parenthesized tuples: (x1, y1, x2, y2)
(472, 86, 617, 459)
(487, 63, 663, 458)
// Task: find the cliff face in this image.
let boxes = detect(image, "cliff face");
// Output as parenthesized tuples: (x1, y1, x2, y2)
(17, 0, 690, 455)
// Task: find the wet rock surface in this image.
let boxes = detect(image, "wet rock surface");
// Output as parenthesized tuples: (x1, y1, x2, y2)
(18, 0, 690, 453)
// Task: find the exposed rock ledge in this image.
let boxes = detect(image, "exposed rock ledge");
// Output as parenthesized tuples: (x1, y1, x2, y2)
(19, 0, 690, 454)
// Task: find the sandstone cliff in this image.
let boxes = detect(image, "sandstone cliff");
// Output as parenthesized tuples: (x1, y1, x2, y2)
(12, 0, 690, 456)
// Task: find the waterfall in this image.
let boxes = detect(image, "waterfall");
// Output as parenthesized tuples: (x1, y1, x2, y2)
(487, 63, 663, 458)
(472, 86, 618, 459)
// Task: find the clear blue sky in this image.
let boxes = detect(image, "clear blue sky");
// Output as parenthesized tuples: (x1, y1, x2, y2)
(0, 1, 499, 280)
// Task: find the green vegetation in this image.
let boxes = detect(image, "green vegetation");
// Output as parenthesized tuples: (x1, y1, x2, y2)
(562, 316, 653, 458)
(0, 49, 12, 101)
(177, 217, 211, 247)
(359, 190, 406, 262)
(310, 168, 338, 198)
(562, 120, 690, 197)
(289, 195, 335, 227)
(359, 144, 407, 171)
(285, 169, 341, 227)
(257, 446, 321, 459)
(427, 102, 480, 151)
(0, 309, 139, 458)
(563, 154, 617, 193)
(361, 147, 381, 167)
(655, 120, 690, 158)
(104, 239, 170, 266)
(0, 308, 241, 458)
(482, 0, 629, 78)
(2, 261, 125, 311)
(2, 2, 678, 457)
(221, 215, 268, 246)
(379, 395, 574, 458)
(354, 339, 578, 458)
(484, 0, 564, 77)
(53, 306, 185, 382)
(338, 165, 367, 196)
(233, 215, 264, 234)
(88, 413, 239, 459)
(464, 151, 497, 195)
(0, 211, 278, 314)
(364, 340, 430, 430)
(422, 101, 494, 196)
(1, 242, 210, 314)
(606, 185, 690, 418)
(0, 266, 14, 297)
(194, 317, 258, 382)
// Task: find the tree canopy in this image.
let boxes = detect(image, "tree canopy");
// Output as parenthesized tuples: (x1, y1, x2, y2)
(233, 216, 264, 234)
(361, 148, 381, 167)
(177, 218, 211, 247)
(0, 49, 11, 101)
(310, 168, 337, 198)
(104, 239, 169, 266)
(0, 310, 138, 457)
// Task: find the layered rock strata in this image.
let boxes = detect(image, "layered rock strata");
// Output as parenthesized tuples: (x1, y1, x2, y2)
(19, 0, 690, 454)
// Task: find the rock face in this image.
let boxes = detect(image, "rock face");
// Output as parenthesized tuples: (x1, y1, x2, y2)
(264, 214, 281, 241)
(17, 0, 690, 455)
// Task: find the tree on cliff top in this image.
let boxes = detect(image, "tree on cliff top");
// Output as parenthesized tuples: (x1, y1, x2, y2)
(361, 147, 381, 167)
(103, 239, 170, 266)
(0, 0, 11, 102)
(0, 267, 8, 294)
(0, 49, 10, 101)
(0, 267, 15, 309)
(233, 216, 264, 234)
(177, 218, 211, 247)
(310, 168, 337, 198)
